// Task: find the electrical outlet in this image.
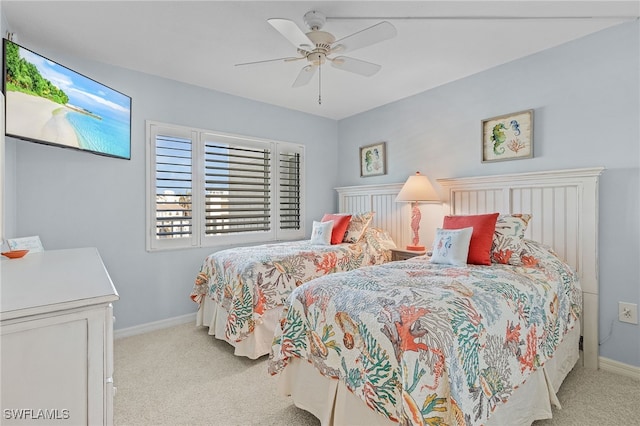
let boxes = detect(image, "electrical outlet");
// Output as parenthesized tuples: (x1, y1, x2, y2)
(618, 302, 638, 324)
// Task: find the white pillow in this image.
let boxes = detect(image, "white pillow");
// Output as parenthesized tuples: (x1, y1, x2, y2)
(310, 220, 333, 245)
(430, 227, 473, 266)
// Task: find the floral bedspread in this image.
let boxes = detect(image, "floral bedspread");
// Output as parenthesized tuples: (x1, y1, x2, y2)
(190, 228, 395, 343)
(269, 240, 581, 426)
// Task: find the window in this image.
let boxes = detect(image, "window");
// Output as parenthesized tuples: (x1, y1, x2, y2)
(146, 122, 304, 251)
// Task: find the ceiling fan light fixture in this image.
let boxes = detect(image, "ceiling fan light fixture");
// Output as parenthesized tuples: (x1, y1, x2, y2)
(306, 31, 335, 48)
(309, 52, 326, 66)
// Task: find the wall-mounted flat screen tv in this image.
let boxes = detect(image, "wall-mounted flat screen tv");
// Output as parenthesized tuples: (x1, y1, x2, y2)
(3, 39, 131, 159)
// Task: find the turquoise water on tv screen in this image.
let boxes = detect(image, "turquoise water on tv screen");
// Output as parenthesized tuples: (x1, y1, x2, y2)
(66, 111, 130, 159)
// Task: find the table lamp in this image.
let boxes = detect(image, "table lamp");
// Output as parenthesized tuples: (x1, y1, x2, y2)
(395, 171, 439, 251)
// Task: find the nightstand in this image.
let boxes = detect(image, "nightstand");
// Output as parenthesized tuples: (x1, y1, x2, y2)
(391, 248, 427, 261)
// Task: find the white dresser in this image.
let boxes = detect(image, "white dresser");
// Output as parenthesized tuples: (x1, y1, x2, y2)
(1, 248, 119, 425)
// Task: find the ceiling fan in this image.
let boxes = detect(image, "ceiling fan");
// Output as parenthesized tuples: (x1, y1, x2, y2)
(236, 11, 397, 103)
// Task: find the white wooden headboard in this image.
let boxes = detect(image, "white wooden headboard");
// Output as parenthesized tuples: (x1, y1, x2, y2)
(438, 167, 604, 370)
(336, 183, 408, 248)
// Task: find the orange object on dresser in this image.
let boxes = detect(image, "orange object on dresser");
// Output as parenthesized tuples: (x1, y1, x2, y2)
(1, 250, 29, 259)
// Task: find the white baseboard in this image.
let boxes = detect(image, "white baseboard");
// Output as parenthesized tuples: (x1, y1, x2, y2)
(114, 312, 197, 339)
(599, 356, 640, 380)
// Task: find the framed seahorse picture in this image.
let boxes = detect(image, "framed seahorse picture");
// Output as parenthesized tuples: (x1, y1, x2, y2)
(360, 142, 387, 177)
(481, 109, 533, 162)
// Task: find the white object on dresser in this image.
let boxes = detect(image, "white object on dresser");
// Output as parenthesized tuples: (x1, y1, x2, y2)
(5, 235, 45, 253)
(1, 248, 119, 425)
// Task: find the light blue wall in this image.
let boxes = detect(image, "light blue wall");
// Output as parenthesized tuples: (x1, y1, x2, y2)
(5, 45, 338, 330)
(337, 21, 640, 367)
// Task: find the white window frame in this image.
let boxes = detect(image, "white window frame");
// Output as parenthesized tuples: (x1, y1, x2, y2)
(146, 121, 305, 251)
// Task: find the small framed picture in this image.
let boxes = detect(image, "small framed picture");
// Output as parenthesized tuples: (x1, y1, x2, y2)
(482, 109, 533, 163)
(360, 142, 386, 177)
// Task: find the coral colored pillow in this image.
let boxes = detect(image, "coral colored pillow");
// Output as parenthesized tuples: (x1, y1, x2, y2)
(321, 214, 352, 245)
(443, 213, 499, 265)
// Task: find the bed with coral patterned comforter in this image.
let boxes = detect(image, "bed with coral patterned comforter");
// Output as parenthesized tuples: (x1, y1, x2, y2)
(269, 239, 581, 425)
(190, 227, 395, 357)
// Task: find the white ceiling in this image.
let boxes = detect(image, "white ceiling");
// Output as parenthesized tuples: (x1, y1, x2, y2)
(3, 1, 638, 120)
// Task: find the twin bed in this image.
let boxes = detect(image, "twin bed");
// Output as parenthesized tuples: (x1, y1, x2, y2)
(191, 167, 603, 425)
(190, 225, 396, 358)
(190, 186, 406, 359)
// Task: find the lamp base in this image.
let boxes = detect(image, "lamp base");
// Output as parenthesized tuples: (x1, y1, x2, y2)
(406, 244, 426, 251)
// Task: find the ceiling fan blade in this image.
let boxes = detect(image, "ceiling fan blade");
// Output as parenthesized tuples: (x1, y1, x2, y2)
(235, 56, 303, 67)
(292, 65, 317, 88)
(268, 18, 315, 50)
(332, 21, 397, 54)
(330, 56, 381, 77)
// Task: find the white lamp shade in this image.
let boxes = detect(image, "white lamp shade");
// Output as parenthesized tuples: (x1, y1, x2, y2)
(395, 172, 439, 202)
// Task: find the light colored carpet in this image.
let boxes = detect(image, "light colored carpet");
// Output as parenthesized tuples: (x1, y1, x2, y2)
(114, 322, 639, 426)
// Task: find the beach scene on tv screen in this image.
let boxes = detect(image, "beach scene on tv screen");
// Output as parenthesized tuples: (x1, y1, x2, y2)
(4, 41, 131, 159)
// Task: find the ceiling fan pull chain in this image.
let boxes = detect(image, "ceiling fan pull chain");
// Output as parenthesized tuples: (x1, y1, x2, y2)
(318, 65, 322, 105)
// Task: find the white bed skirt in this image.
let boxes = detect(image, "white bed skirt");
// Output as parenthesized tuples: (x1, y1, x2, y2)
(277, 324, 581, 426)
(196, 297, 283, 359)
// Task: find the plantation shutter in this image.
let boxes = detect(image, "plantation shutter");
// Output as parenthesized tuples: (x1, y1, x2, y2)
(149, 124, 197, 250)
(279, 149, 301, 230)
(276, 143, 304, 240)
(203, 135, 272, 237)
